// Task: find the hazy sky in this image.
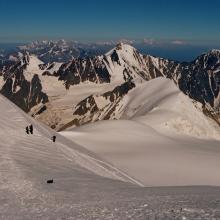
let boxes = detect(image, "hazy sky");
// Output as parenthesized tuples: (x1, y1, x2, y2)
(0, 0, 220, 45)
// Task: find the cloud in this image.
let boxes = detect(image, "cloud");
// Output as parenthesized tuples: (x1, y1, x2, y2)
(143, 38, 156, 45)
(118, 39, 135, 44)
(142, 38, 188, 46)
(95, 41, 115, 46)
(171, 40, 187, 45)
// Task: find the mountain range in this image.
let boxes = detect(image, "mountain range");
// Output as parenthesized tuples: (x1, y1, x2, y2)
(0, 42, 220, 134)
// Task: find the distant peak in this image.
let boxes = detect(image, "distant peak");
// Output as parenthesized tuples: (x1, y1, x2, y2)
(21, 52, 30, 65)
(18, 52, 43, 68)
(209, 49, 220, 54)
(115, 42, 135, 51)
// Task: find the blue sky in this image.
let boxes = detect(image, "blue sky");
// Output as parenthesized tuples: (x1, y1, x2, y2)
(0, 0, 220, 45)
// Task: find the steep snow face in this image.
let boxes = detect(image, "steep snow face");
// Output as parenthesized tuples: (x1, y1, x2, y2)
(61, 79, 220, 187)
(22, 54, 44, 81)
(104, 43, 152, 83)
(105, 44, 140, 67)
(122, 78, 220, 139)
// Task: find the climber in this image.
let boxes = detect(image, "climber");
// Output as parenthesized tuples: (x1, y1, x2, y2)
(47, 179, 53, 184)
(25, 126, 29, 134)
(29, 124, 33, 134)
(52, 135, 56, 143)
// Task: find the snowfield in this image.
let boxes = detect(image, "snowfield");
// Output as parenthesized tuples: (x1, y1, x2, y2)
(122, 78, 220, 139)
(1, 81, 220, 219)
(62, 78, 220, 187)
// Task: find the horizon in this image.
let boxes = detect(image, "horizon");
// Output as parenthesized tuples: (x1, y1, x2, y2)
(0, 39, 219, 62)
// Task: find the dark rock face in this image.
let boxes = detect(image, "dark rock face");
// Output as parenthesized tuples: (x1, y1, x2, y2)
(56, 57, 111, 89)
(177, 66, 214, 105)
(172, 51, 220, 108)
(28, 74, 48, 110)
(110, 50, 121, 65)
(33, 105, 47, 116)
(103, 80, 135, 103)
(75, 80, 134, 118)
(1, 73, 48, 112)
(142, 51, 220, 109)
(73, 95, 99, 118)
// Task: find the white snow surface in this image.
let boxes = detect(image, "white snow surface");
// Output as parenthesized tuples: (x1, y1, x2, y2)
(62, 78, 220, 187)
(122, 77, 220, 139)
(104, 43, 146, 84)
(23, 55, 44, 81)
(0, 94, 144, 196)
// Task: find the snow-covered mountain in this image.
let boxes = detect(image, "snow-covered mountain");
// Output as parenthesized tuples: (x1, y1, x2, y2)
(0, 43, 220, 131)
(17, 40, 115, 63)
(56, 43, 220, 129)
(0, 53, 48, 112)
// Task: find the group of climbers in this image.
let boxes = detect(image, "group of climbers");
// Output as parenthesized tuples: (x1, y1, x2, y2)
(25, 124, 33, 134)
(25, 124, 57, 184)
(25, 124, 56, 143)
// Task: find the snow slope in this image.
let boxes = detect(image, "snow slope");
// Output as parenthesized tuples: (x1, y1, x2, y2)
(62, 78, 220, 187)
(0, 93, 145, 198)
(0, 94, 151, 219)
(1, 78, 220, 219)
(23, 55, 44, 81)
(122, 77, 220, 139)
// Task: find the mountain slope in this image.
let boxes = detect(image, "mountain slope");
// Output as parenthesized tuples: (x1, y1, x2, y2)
(1, 97, 220, 219)
(0, 93, 144, 189)
(59, 80, 135, 129)
(122, 77, 220, 139)
(62, 78, 220, 186)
